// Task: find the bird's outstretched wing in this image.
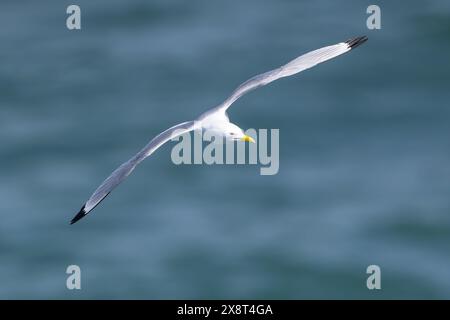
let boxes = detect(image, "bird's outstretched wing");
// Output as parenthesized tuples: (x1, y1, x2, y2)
(213, 36, 368, 113)
(70, 120, 198, 224)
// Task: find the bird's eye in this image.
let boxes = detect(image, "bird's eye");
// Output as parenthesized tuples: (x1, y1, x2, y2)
(229, 132, 235, 136)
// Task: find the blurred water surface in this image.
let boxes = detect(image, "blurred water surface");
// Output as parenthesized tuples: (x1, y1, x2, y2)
(0, 0, 450, 298)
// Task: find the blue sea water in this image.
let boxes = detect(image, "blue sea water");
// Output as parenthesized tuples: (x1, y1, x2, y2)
(0, 0, 450, 299)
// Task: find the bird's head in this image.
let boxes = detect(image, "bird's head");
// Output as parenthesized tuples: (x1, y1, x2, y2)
(225, 123, 255, 143)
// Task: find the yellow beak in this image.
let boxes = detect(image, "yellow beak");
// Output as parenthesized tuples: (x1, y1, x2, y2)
(240, 135, 255, 143)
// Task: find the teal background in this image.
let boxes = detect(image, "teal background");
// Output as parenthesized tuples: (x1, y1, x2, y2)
(1, 0, 450, 298)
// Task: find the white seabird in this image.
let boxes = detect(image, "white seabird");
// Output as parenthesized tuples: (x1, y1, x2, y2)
(71, 36, 368, 224)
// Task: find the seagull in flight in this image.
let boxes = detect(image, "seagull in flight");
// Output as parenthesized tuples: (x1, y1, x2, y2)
(71, 36, 368, 224)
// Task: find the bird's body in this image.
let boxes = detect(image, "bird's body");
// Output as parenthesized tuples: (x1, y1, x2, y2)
(198, 110, 243, 140)
(71, 36, 368, 224)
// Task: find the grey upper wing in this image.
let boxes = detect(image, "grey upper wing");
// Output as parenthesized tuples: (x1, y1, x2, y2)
(212, 36, 367, 113)
(70, 120, 198, 224)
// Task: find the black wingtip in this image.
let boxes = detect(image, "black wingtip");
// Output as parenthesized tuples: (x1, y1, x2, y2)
(345, 36, 368, 49)
(70, 205, 87, 225)
(70, 192, 111, 225)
